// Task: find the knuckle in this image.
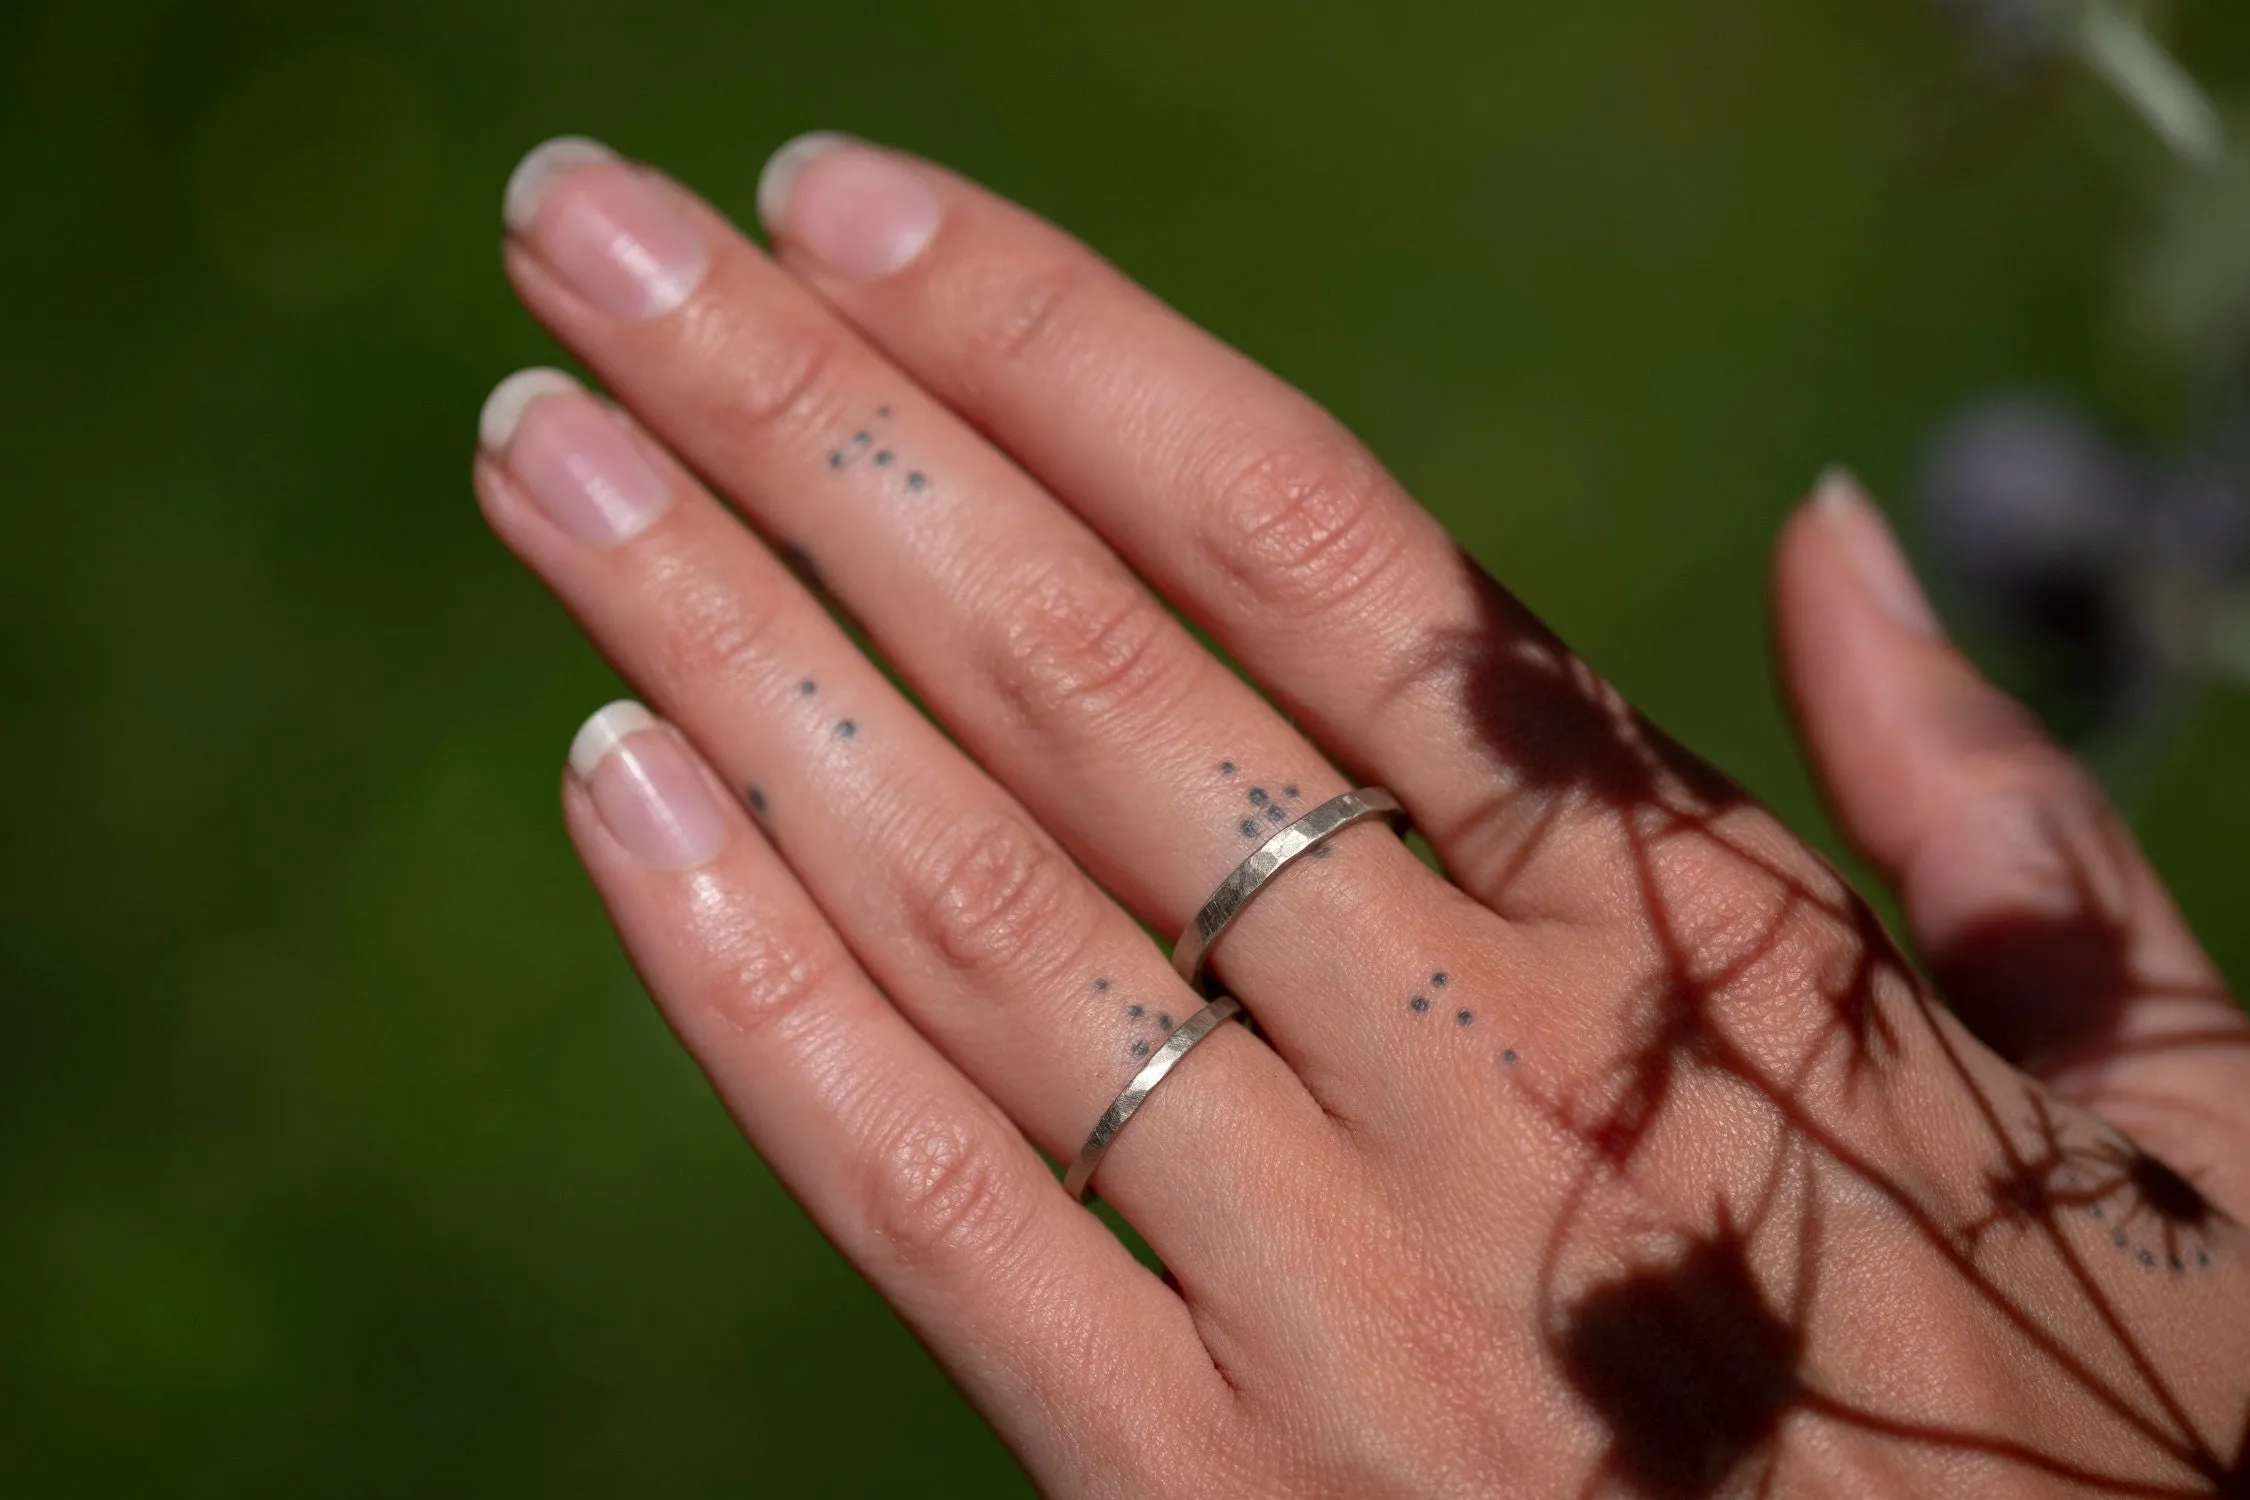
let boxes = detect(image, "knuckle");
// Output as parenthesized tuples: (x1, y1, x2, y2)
(863, 1098, 1040, 1275)
(1196, 429, 1411, 621)
(965, 253, 1099, 371)
(647, 558, 795, 697)
(682, 300, 848, 450)
(701, 915, 850, 1046)
(983, 557, 1190, 732)
(904, 810, 1097, 983)
(1946, 750, 2124, 909)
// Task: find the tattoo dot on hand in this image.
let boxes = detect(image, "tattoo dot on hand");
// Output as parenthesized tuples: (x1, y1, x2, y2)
(1240, 818, 1262, 838)
(1248, 787, 1268, 806)
(746, 786, 767, 814)
(798, 679, 817, 695)
(876, 404, 892, 418)
(1126, 1004, 1142, 1019)
(1455, 1010, 1473, 1026)
(1502, 1049, 1519, 1064)
(1409, 995, 1429, 1013)
(1284, 784, 1300, 800)
(1155, 1012, 1173, 1031)
(835, 719, 857, 739)
(874, 450, 893, 466)
(906, 471, 928, 492)
(1130, 1039, 1150, 1059)
(1093, 977, 1110, 992)
(1431, 972, 1448, 988)
(1265, 804, 1286, 823)
(1219, 761, 1236, 776)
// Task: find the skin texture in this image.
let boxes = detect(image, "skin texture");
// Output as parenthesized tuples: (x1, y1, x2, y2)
(475, 135, 2250, 1497)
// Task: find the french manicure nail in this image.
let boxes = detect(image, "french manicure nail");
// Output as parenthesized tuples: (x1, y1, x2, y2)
(569, 702, 729, 869)
(760, 133, 939, 280)
(481, 369, 672, 545)
(505, 135, 708, 318)
(1814, 467, 1941, 637)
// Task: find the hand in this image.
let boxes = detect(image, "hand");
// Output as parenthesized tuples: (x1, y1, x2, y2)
(474, 133, 2250, 1496)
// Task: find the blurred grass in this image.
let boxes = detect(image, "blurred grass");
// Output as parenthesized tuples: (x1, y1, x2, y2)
(6, 1, 2250, 1494)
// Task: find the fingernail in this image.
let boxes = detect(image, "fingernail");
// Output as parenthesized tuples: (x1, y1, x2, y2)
(569, 702, 729, 870)
(505, 135, 707, 318)
(759, 132, 939, 280)
(1814, 467, 1941, 637)
(480, 369, 672, 545)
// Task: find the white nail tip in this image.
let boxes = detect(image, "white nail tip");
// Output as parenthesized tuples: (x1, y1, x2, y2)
(478, 367, 580, 453)
(756, 131, 859, 232)
(569, 700, 659, 780)
(504, 135, 620, 234)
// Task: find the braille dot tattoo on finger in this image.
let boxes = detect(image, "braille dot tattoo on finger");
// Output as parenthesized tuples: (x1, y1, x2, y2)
(834, 720, 857, 739)
(827, 406, 931, 496)
(1108, 980, 1188, 1064)
(1403, 968, 1524, 1069)
(745, 785, 768, 815)
(1217, 764, 1323, 843)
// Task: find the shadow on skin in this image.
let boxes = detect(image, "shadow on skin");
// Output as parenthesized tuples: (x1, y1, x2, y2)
(1432, 552, 2250, 1497)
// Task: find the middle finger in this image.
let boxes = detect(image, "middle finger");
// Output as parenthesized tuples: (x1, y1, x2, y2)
(498, 139, 1521, 1110)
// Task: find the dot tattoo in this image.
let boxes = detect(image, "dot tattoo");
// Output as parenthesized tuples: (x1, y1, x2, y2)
(1266, 804, 1286, 823)
(1219, 761, 1237, 776)
(1241, 818, 1262, 838)
(1116, 989, 1183, 1064)
(835, 719, 857, 739)
(827, 406, 929, 495)
(1403, 967, 1519, 1067)
(1248, 787, 1269, 806)
(1094, 978, 1111, 993)
(745, 785, 768, 815)
(798, 679, 817, 696)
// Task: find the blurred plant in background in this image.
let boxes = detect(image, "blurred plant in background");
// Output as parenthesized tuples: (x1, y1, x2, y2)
(1919, 0, 2250, 786)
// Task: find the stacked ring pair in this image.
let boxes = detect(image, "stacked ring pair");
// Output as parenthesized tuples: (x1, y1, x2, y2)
(1061, 788, 1409, 1202)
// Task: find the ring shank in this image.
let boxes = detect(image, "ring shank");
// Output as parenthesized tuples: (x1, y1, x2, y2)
(1171, 788, 1407, 993)
(1063, 997, 1243, 1202)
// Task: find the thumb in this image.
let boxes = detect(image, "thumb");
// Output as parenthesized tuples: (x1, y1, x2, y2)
(1772, 470, 2250, 1216)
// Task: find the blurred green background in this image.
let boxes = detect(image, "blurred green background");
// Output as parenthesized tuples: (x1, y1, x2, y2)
(8, 2, 2250, 1494)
